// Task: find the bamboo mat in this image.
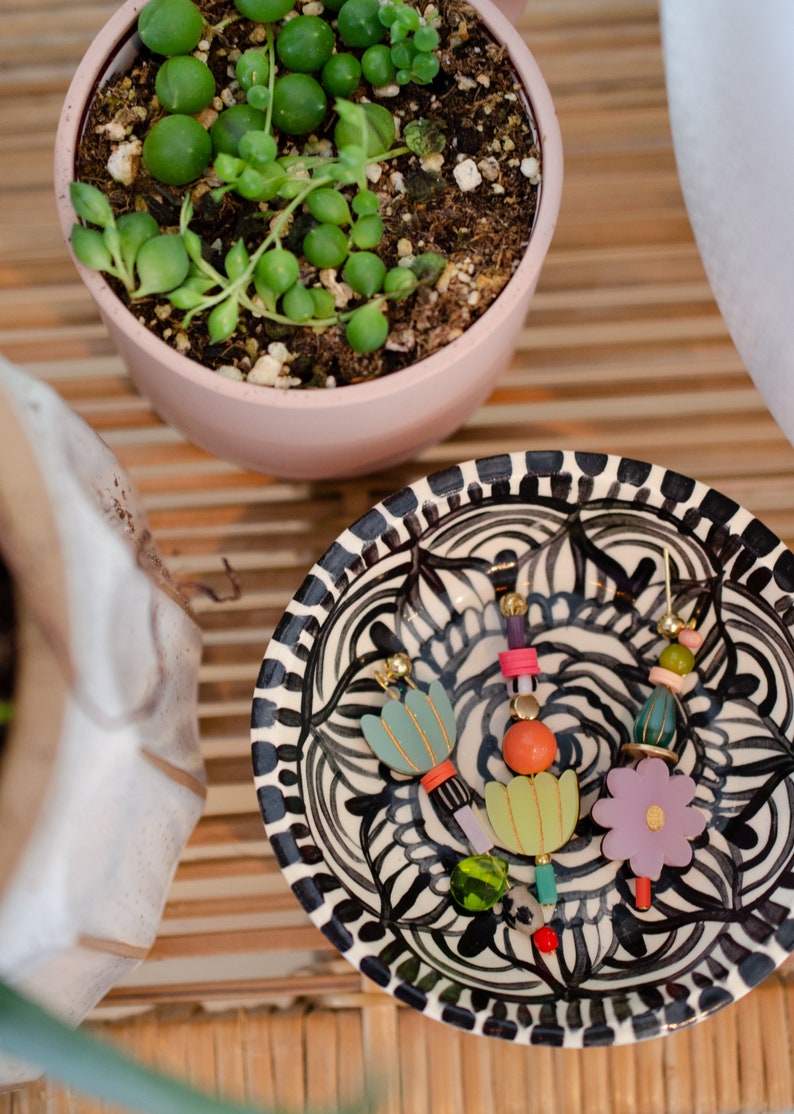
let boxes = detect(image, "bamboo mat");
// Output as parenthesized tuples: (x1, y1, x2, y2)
(3, 0, 794, 1109)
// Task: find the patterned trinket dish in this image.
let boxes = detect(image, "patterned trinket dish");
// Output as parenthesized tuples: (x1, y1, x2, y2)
(252, 450, 794, 1046)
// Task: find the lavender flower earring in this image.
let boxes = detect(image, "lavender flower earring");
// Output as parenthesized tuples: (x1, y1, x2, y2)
(591, 550, 706, 910)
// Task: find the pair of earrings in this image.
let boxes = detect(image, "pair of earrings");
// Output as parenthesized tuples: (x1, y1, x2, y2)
(360, 550, 706, 950)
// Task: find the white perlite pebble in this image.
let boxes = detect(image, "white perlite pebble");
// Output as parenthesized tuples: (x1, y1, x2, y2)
(267, 341, 293, 364)
(453, 158, 482, 192)
(248, 354, 284, 386)
(520, 156, 541, 184)
(217, 364, 245, 380)
(107, 139, 142, 186)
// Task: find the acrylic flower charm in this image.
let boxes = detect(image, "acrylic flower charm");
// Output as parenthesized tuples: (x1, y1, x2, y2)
(592, 757, 706, 880)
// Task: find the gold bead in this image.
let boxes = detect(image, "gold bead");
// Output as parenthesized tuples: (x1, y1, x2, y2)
(500, 591, 527, 617)
(535, 853, 552, 867)
(510, 693, 540, 721)
(656, 610, 685, 639)
(384, 652, 412, 682)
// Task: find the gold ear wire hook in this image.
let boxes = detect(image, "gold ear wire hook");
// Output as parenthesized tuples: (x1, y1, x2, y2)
(656, 548, 686, 639)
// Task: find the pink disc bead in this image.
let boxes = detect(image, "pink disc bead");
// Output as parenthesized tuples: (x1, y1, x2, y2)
(678, 627, 703, 650)
(499, 647, 540, 678)
(648, 665, 685, 693)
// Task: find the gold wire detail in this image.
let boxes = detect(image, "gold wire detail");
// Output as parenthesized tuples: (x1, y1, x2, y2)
(656, 548, 685, 638)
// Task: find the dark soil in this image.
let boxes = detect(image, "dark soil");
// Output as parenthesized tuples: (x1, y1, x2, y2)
(75, 0, 540, 388)
(0, 557, 16, 758)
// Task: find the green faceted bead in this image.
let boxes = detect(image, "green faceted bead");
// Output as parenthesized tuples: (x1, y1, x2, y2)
(658, 642, 696, 675)
(633, 684, 677, 748)
(449, 854, 509, 912)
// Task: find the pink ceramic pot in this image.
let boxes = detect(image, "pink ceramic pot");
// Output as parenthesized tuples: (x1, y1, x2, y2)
(54, 0, 562, 480)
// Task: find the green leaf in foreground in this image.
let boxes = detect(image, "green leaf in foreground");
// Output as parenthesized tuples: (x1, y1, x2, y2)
(0, 978, 372, 1114)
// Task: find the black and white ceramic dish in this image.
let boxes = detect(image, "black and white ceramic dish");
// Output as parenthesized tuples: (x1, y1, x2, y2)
(251, 450, 794, 1046)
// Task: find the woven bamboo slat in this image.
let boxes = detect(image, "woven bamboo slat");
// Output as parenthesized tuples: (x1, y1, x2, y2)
(3, 0, 794, 1109)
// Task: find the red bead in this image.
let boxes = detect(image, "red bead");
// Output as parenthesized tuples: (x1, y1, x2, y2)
(635, 876, 652, 911)
(533, 925, 558, 953)
(502, 719, 557, 774)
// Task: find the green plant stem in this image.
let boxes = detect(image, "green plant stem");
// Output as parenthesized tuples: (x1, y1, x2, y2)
(264, 23, 277, 137)
(0, 981, 279, 1114)
(238, 288, 336, 327)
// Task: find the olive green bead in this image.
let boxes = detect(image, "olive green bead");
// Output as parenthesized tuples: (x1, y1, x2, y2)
(658, 642, 695, 676)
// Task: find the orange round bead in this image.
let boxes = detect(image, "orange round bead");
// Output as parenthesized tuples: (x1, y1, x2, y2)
(501, 719, 557, 774)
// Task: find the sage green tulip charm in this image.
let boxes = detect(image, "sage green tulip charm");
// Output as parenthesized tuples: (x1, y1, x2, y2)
(485, 769, 579, 906)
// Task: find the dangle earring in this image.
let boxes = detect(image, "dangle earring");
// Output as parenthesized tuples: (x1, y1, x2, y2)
(592, 550, 706, 910)
(484, 591, 580, 951)
(360, 653, 511, 913)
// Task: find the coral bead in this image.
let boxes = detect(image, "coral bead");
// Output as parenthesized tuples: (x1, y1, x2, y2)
(658, 642, 695, 676)
(502, 719, 557, 774)
(533, 925, 559, 953)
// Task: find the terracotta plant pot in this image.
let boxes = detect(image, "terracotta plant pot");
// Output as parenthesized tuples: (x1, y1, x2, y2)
(53, 0, 562, 480)
(0, 358, 205, 1087)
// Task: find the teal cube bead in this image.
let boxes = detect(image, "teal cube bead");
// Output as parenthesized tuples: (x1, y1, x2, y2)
(534, 860, 557, 906)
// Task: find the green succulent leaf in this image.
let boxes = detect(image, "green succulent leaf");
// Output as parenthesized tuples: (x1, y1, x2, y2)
(208, 298, 239, 342)
(352, 188, 380, 216)
(213, 153, 246, 183)
(245, 84, 271, 112)
(255, 249, 299, 297)
(342, 250, 386, 298)
(410, 251, 446, 284)
(70, 224, 116, 275)
(69, 182, 115, 229)
(182, 228, 205, 266)
(383, 265, 417, 299)
(404, 117, 446, 156)
(345, 300, 389, 353)
(133, 234, 190, 298)
(168, 285, 211, 310)
(306, 187, 351, 227)
(334, 100, 395, 157)
(116, 211, 160, 277)
(349, 213, 383, 250)
(335, 144, 369, 188)
(281, 282, 316, 323)
(308, 286, 335, 319)
(224, 239, 250, 281)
